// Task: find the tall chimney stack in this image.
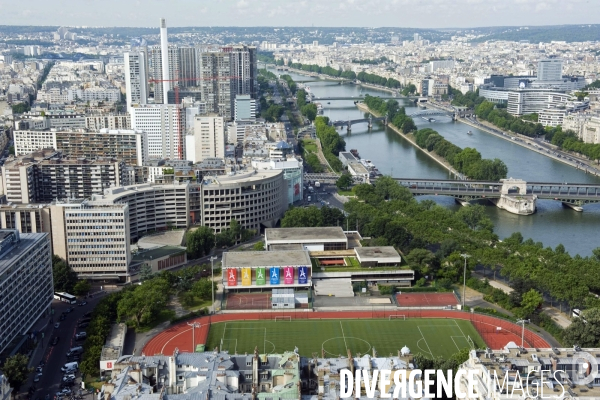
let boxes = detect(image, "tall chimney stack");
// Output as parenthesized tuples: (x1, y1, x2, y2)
(160, 18, 170, 105)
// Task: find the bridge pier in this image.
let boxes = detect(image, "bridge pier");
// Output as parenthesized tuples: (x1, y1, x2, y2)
(561, 202, 583, 212)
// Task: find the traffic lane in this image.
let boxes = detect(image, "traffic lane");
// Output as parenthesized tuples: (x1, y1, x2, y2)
(35, 294, 107, 399)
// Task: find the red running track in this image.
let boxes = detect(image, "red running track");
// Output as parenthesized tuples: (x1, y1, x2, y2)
(142, 310, 551, 356)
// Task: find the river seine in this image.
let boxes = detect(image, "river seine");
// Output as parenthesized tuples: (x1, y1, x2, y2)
(269, 67, 600, 256)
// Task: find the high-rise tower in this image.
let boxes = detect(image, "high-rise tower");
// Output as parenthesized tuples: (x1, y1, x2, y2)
(160, 18, 170, 105)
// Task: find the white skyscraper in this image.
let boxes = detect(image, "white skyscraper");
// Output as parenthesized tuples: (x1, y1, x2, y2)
(538, 59, 563, 81)
(160, 18, 170, 105)
(124, 51, 148, 111)
(130, 104, 185, 160)
(186, 114, 225, 163)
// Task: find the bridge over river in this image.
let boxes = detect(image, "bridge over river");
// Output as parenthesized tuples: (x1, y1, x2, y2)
(392, 177, 600, 214)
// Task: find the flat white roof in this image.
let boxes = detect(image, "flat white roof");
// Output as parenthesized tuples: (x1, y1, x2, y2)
(223, 250, 311, 268)
(354, 246, 401, 263)
(265, 227, 347, 244)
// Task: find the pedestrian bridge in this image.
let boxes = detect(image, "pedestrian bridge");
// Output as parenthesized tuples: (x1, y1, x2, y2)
(409, 109, 456, 118)
(392, 177, 600, 213)
(330, 115, 388, 131)
(314, 96, 415, 101)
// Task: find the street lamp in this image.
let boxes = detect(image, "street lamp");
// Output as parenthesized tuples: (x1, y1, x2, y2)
(210, 256, 218, 314)
(460, 253, 471, 310)
(516, 319, 530, 349)
(187, 321, 200, 352)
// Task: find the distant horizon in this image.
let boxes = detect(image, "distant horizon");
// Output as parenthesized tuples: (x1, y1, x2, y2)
(0, 23, 599, 30)
(1, 0, 598, 29)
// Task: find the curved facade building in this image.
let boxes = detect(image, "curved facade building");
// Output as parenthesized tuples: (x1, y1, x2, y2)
(200, 169, 286, 234)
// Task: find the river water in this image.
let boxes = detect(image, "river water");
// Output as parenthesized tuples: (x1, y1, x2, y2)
(269, 67, 600, 256)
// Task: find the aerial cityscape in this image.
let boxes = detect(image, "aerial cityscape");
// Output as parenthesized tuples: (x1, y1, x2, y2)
(1, 2, 600, 399)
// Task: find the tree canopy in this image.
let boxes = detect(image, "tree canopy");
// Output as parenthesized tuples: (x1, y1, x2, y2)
(2, 353, 31, 392)
(52, 255, 77, 293)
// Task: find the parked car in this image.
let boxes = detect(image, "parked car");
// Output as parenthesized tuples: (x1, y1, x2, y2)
(78, 322, 89, 329)
(51, 336, 59, 346)
(54, 322, 60, 329)
(34, 373, 42, 382)
(78, 301, 87, 306)
(62, 374, 75, 381)
(75, 332, 86, 340)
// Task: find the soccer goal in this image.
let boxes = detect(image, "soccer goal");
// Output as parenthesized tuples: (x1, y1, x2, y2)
(388, 315, 406, 320)
(275, 316, 292, 321)
(467, 335, 476, 349)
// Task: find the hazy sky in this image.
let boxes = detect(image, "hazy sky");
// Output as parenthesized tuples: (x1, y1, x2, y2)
(0, 0, 598, 28)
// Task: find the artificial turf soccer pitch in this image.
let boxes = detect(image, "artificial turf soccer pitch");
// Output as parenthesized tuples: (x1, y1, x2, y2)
(205, 318, 486, 359)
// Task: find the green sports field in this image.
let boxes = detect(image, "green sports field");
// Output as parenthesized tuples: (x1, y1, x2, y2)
(206, 318, 485, 358)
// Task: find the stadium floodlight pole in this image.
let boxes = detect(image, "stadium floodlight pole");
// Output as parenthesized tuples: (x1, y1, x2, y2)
(187, 321, 200, 351)
(460, 253, 471, 310)
(516, 319, 530, 348)
(210, 256, 218, 314)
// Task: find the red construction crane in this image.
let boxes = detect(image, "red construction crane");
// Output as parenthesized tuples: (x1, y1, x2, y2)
(148, 74, 241, 160)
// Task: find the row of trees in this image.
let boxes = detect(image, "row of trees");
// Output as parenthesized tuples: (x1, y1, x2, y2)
(545, 126, 600, 163)
(281, 206, 346, 228)
(314, 116, 345, 172)
(280, 74, 297, 94)
(296, 89, 317, 121)
(356, 71, 401, 89)
(331, 178, 600, 334)
(414, 128, 508, 180)
(187, 220, 256, 259)
(52, 255, 91, 295)
(476, 101, 546, 137)
(449, 87, 486, 109)
(362, 95, 417, 133)
(477, 101, 600, 163)
(288, 62, 357, 80)
(79, 265, 215, 377)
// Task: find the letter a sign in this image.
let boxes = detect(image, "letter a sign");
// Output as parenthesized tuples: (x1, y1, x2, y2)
(298, 266, 308, 284)
(256, 267, 266, 285)
(270, 267, 280, 285)
(284, 266, 294, 284)
(227, 269, 237, 286)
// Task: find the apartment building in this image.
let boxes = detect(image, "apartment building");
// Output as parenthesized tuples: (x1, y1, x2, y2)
(200, 169, 286, 234)
(91, 183, 190, 242)
(0, 204, 51, 234)
(459, 347, 600, 399)
(185, 114, 226, 163)
(130, 104, 185, 160)
(563, 114, 600, 144)
(234, 94, 256, 121)
(0, 230, 53, 354)
(150, 44, 179, 104)
(197, 51, 233, 119)
(85, 114, 131, 131)
(50, 202, 131, 280)
(123, 51, 148, 111)
(14, 129, 147, 166)
(1, 151, 127, 203)
(101, 350, 300, 399)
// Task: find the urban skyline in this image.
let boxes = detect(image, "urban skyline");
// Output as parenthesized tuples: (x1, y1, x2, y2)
(0, 0, 599, 28)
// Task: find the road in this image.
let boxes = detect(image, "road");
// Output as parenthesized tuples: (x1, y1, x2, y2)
(30, 291, 109, 400)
